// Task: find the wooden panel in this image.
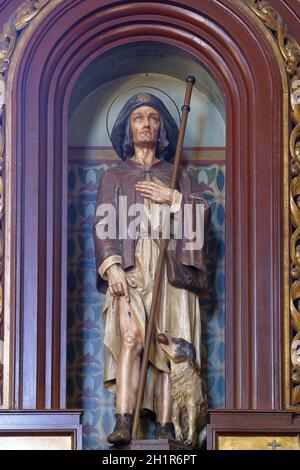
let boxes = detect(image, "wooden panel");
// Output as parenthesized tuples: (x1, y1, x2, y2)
(218, 434, 300, 450)
(0, 410, 82, 450)
(0, 435, 73, 450)
(207, 410, 300, 450)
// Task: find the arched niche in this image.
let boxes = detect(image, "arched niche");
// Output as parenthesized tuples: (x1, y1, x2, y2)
(67, 42, 226, 448)
(1, 0, 287, 447)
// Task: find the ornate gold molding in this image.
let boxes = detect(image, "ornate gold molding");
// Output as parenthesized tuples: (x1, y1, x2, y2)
(0, 0, 51, 406)
(0, 1, 50, 74)
(246, 1, 299, 74)
(246, 0, 300, 406)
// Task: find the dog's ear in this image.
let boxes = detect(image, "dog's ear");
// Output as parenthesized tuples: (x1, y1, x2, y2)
(186, 343, 196, 364)
(173, 338, 197, 363)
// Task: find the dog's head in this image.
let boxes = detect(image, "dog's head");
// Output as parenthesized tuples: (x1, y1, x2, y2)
(157, 333, 196, 364)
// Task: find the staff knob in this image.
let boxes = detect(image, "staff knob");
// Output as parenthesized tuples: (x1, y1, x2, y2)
(186, 76, 196, 84)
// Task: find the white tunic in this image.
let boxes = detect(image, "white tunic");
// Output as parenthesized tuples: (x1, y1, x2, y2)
(100, 190, 202, 412)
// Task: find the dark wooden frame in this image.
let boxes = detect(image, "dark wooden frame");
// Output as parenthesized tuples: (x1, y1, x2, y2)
(2, 0, 288, 413)
(207, 410, 300, 450)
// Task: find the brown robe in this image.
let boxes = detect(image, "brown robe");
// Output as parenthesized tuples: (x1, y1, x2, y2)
(93, 158, 209, 293)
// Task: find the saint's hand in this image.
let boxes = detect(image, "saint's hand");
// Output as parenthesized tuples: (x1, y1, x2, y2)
(135, 176, 173, 205)
(106, 264, 137, 303)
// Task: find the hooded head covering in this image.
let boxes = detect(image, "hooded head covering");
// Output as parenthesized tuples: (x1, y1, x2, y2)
(110, 93, 179, 161)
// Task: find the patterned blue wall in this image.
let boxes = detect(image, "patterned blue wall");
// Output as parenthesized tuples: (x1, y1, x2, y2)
(67, 156, 225, 450)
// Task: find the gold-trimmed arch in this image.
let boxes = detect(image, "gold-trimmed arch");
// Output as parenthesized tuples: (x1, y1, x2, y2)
(0, 0, 56, 409)
(244, 0, 300, 407)
(0, 0, 297, 410)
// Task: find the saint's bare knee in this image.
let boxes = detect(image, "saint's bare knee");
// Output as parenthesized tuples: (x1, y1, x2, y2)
(122, 330, 143, 353)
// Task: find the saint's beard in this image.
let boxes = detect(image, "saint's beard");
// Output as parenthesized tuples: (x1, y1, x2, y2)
(133, 135, 158, 149)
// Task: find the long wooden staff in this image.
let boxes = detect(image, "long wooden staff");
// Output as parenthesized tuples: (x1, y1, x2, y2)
(132, 76, 196, 439)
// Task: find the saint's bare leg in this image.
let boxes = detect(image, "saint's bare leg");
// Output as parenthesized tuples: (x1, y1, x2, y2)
(155, 371, 175, 439)
(116, 295, 143, 415)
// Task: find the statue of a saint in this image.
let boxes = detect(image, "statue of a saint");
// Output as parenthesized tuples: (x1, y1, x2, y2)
(93, 93, 209, 446)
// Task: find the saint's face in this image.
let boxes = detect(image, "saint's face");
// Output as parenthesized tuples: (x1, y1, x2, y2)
(130, 106, 161, 147)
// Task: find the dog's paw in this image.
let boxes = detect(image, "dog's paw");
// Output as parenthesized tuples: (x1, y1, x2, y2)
(184, 438, 195, 448)
(175, 431, 184, 442)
